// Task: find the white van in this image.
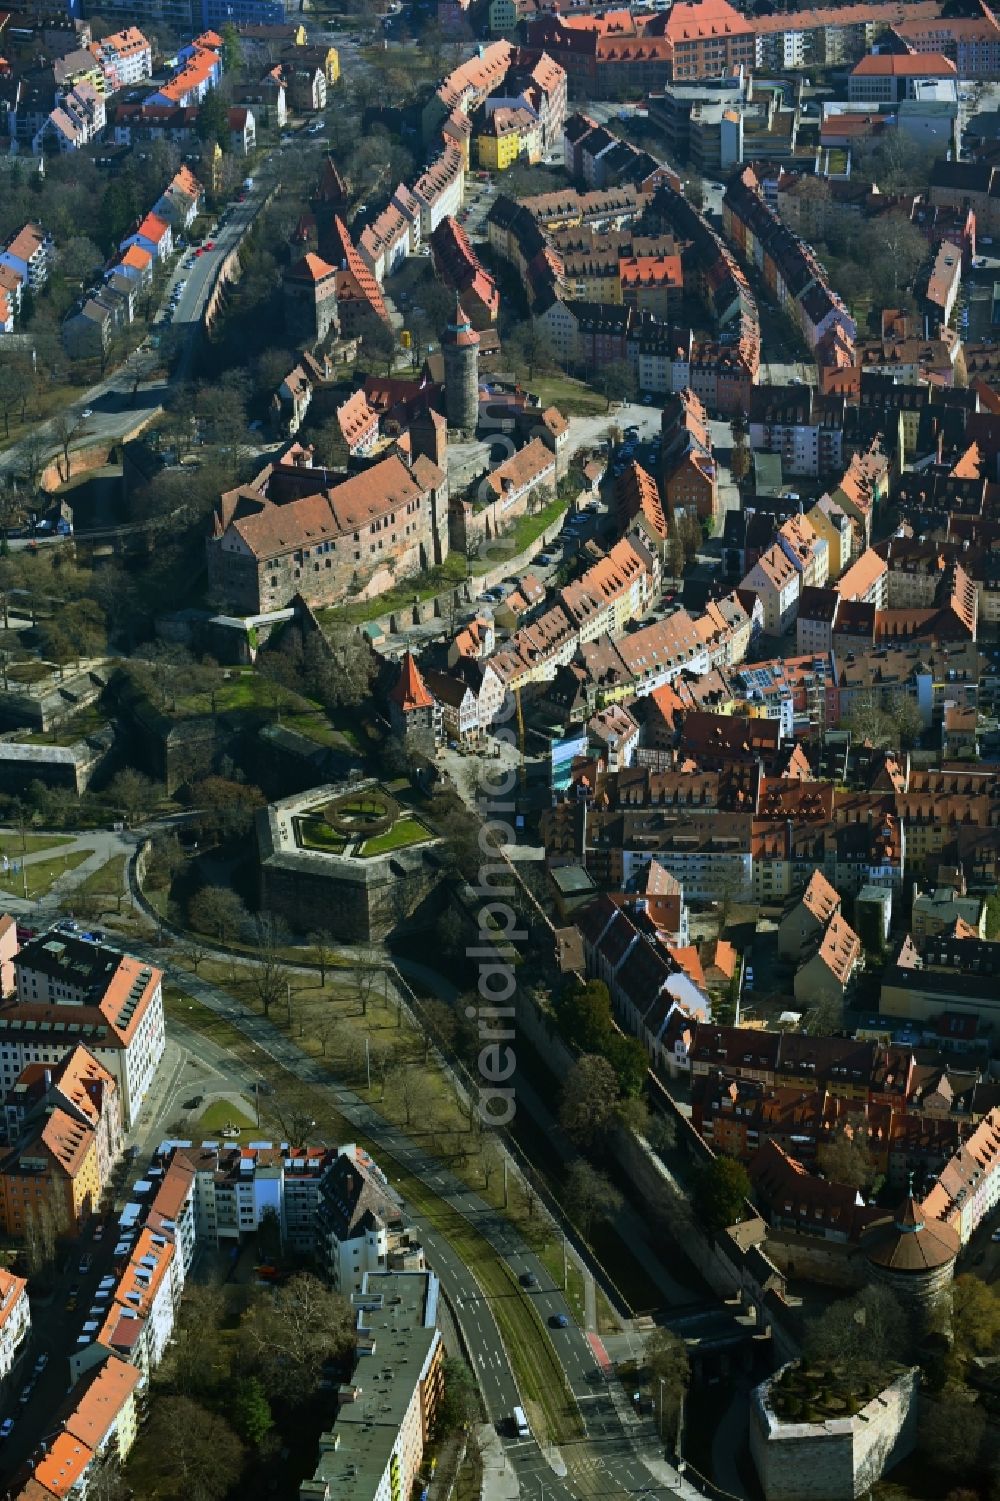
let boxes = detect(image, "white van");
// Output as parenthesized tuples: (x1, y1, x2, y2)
(513, 1406, 529, 1439)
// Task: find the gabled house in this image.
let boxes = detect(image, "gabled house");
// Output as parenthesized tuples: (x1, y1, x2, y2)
(153, 165, 203, 229)
(120, 211, 173, 263)
(115, 243, 154, 287)
(740, 543, 800, 635)
(228, 105, 256, 155)
(778, 868, 841, 960)
(793, 911, 862, 1009)
(0, 223, 54, 291)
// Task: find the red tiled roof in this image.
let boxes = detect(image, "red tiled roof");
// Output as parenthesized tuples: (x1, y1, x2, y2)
(388, 652, 434, 712)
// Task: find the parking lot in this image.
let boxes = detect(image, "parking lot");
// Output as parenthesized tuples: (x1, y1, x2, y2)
(0, 1191, 138, 1475)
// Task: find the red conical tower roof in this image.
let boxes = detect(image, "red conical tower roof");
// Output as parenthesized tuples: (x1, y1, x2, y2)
(388, 651, 434, 712)
(441, 297, 480, 350)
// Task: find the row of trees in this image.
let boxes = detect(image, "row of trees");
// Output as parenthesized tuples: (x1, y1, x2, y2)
(553, 978, 650, 1100)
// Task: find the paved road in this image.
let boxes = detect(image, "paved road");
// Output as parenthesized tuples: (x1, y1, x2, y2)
(0, 166, 275, 493)
(121, 923, 703, 1499)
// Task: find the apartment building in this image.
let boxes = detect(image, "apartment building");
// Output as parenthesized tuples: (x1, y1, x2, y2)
(922, 1108, 1000, 1245)
(316, 1143, 428, 1292)
(0, 223, 54, 291)
(807, 495, 854, 579)
(0, 1045, 123, 1238)
(27, 1354, 143, 1501)
(430, 216, 500, 328)
(661, 388, 718, 521)
(559, 536, 659, 642)
(777, 514, 829, 589)
(89, 27, 153, 89)
(848, 51, 957, 105)
(666, 0, 755, 81)
(147, 38, 221, 108)
(892, 11, 1000, 79)
(301, 1270, 444, 1501)
(741, 543, 801, 634)
(724, 169, 856, 356)
(748, 385, 845, 478)
(96, 1226, 179, 1381)
(793, 911, 862, 1008)
(751, 1, 943, 73)
(120, 210, 172, 263)
(795, 586, 841, 656)
(0, 1268, 29, 1388)
(836, 547, 888, 609)
(2, 929, 164, 1129)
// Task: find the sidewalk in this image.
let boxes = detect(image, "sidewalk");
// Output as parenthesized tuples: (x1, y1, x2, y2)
(0, 826, 132, 914)
(478, 1426, 519, 1501)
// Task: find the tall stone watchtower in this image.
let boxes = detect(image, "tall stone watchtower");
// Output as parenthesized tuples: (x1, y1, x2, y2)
(282, 252, 339, 348)
(440, 298, 480, 435)
(861, 1195, 960, 1339)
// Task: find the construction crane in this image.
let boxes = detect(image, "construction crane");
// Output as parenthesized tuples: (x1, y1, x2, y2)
(514, 685, 527, 789)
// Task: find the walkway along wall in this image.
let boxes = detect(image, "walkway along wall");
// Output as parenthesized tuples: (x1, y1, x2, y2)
(468, 843, 804, 1365)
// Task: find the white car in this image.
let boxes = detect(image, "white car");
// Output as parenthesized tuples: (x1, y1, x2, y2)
(81, 408, 93, 419)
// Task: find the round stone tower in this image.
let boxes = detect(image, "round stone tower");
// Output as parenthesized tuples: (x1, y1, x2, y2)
(441, 298, 480, 435)
(861, 1196, 959, 1338)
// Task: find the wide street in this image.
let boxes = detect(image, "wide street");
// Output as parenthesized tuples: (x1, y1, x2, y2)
(106, 863, 704, 1499)
(0, 818, 703, 1495)
(0, 144, 282, 493)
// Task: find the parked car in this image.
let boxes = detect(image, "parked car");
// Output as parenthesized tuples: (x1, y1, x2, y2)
(33, 1353, 48, 1374)
(0, 1418, 13, 1439)
(78, 1254, 92, 1274)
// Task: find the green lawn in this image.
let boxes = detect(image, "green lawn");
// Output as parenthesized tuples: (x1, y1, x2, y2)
(0, 380, 93, 454)
(358, 816, 431, 856)
(167, 670, 327, 724)
(529, 372, 610, 417)
(492, 492, 568, 560)
(280, 706, 352, 748)
(74, 853, 128, 905)
(318, 553, 469, 628)
(297, 817, 346, 853)
(0, 832, 75, 857)
(0, 849, 90, 898)
(193, 1098, 258, 1137)
(4, 661, 54, 685)
(18, 707, 110, 747)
